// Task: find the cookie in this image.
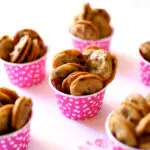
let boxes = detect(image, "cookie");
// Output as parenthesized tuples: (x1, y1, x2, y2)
(86, 49, 113, 81)
(0, 87, 19, 103)
(62, 71, 89, 94)
(117, 102, 142, 125)
(136, 112, 150, 136)
(109, 113, 137, 147)
(139, 41, 150, 62)
(52, 49, 86, 68)
(0, 91, 13, 104)
(27, 39, 40, 62)
(82, 45, 100, 59)
(70, 74, 104, 96)
(125, 93, 150, 116)
(12, 97, 32, 130)
(0, 35, 14, 61)
(10, 35, 29, 63)
(0, 104, 14, 134)
(146, 93, 150, 105)
(70, 20, 100, 40)
(51, 63, 84, 85)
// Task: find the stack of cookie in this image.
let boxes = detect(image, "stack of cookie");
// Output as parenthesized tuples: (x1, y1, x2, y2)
(0, 87, 32, 135)
(109, 93, 150, 149)
(0, 29, 47, 63)
(51, 46, 117, 96)
(70, 3, 112, 40)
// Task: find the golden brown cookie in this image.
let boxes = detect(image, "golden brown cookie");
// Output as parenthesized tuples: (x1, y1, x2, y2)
(109, 113, 137, 147)
(51, 63, 84, 85)
(116, 102, 142, 126)
(0, 104, 14, 134)
(27, 39, 40, 62)
(136, 113, 150, 136)
(70, 20, 100, 40)
(139, 41, 150, 62)
(52, 49, 86, 68)
(70, 74, 104, 96)
(10, 35, 29, 63)
(62, 71, 89, 94)
(86, 49, 113, 81)
(0, 91, 13, 104)
(125, 93, 150, 116)
(0, 35, 14, 61)
(82, 45, 100, 59)
(139, 135, 150, 149)
(12, 97, 32, 130)
(0, 87, 19, 103)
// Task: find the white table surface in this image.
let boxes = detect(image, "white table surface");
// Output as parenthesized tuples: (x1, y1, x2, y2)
(0, 0, 149, 149)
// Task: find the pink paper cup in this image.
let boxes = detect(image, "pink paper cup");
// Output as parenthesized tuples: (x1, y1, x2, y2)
(70, 33, 112, 52)
(105, 112, 141, 150)
(0, 52, 47, 88)
(49, 80, 106, 120)
(0, 116, 32, 150)
(139, 51, 150, 86)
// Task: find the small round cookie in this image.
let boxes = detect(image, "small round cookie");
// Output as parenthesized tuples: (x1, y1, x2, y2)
(51, 63, 84, 85)
(136, 112, 150, 136)
(86, 49, 113, 81)
(116, 102, 142, 126)
(0, 35, 14, 61)
(0, 104, 14, 134)
(10, 35, 29, 63)
(0, 87, 19, 103)
(27, 39, 40, 62)
(12, 97, 32, 130)
(82, 45, 100, 59)
(70, 20, 100, 40)
(70, 74, 104, 96)
(80, 3, 92, 20)
(139, 41, 150, 62)
(139, 135, 150, 149)
(62, 71, 88, 94)
(0, 91, 13, 104)
(125, 93, 150, 116)
(109, 113, 137, 147)
(52, 49, 86, 68)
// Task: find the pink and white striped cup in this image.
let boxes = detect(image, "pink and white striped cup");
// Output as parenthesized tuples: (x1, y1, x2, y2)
(0, 52, 47, 88)
(70, 33, 112, 52)
(0, 116, 32, 150)
(49, 80, 106, 120)
(139, 50, 150, 86)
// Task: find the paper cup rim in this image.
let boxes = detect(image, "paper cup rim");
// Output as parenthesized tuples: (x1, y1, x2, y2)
(139, 49, 150, 65)
(49, 76, 106, 98)
(105, 111, 141, 150)
(0, 113, 32, 139)
(0, 48, 48, 66)
(69, 31, 112, 42)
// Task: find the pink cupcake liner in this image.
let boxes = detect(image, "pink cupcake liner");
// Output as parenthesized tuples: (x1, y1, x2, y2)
(139, 51, 150, 86)
(71, 33, 112, 52)
(105, 112, 141, 150)
(50, 80, 105, 120)
(0, 118, 31, 150)
(1, 53, 47, 88)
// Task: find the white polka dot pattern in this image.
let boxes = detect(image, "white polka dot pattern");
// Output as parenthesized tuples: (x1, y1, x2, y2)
(4, 56, 46, 88)
(140, 61, 150, 86)
(71, 36, 111, 52)
(0, 125, 30, 150)
(55, 90, 105, 120)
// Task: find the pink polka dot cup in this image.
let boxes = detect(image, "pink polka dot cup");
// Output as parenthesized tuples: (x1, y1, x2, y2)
(105, 112, 141, 150)
(49, 80, 106, 120)
(0, 116, 31, 150)
(139, 50, 150, 86)
(1, 52, 47, 88)
(70, 33, 112, 52)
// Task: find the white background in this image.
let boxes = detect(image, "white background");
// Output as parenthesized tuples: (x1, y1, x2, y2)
(0, 0, 149, 149)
